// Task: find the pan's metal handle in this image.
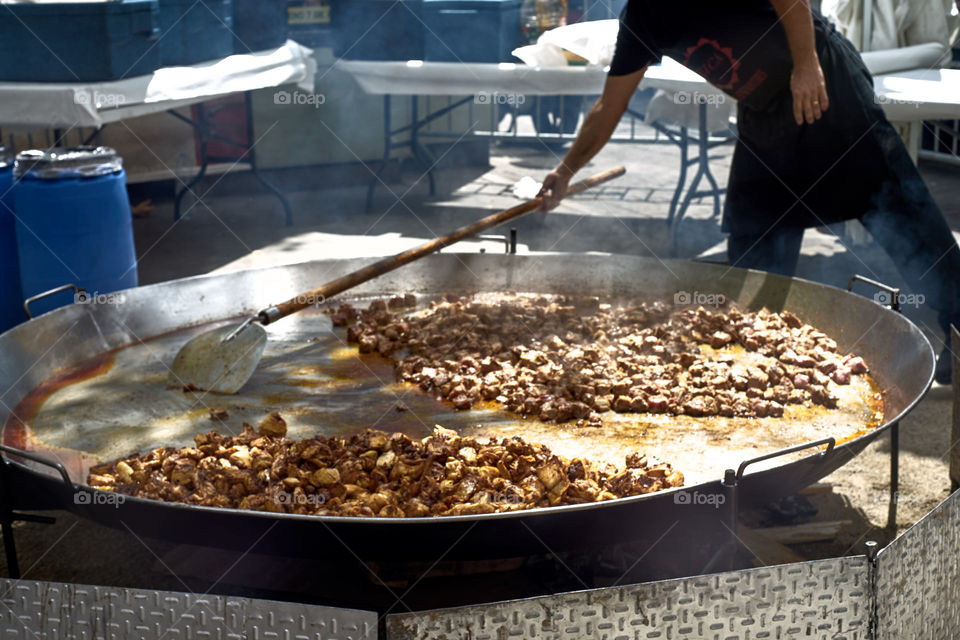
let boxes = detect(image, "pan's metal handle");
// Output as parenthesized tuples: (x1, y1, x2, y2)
(472, 229, 519, 255)
(848, 275, 901, 312)
(0, 444, 73, 490)
(475, 234, 511, 254)
(23, 284, 85, 319)
(735, 437, 835, 482)
(717, 437, 835, 570)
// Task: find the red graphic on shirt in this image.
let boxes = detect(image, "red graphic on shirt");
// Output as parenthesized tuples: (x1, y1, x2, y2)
(684, 38, 740, 90)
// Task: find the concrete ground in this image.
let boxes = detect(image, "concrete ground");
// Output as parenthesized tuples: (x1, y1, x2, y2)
(4, 124, 960, 604)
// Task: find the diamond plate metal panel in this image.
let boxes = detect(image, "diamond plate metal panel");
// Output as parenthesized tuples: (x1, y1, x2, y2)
(0, 579, 376, 640)
(387, 556, 869, 640)
(876, 489, 960, 640)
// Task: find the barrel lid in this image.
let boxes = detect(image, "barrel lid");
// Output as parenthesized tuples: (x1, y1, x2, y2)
(14, 146, 123, 179)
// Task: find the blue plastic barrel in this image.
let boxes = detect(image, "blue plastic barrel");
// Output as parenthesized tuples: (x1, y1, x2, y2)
(13, 147, 138, 317)
(0, 147, 24, 333)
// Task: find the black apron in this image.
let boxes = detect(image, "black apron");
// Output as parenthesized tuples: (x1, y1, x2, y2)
(722, 19, 893, 234)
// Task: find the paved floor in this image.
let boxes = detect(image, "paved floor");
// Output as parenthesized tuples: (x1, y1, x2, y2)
(4, 123, 960, 606)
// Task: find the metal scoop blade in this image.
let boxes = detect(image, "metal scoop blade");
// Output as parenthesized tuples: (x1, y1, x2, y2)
(168, 320, 267, 394)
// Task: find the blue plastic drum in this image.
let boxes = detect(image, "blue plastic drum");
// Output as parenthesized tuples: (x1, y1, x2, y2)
(13, 147, 138, 317)
(0, 147, 24, 333)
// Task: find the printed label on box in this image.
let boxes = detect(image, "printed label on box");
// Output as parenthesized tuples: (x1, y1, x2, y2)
(288, 1, 330, 24)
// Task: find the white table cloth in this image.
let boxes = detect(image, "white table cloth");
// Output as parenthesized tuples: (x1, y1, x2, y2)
(0, 41, 316, 129)
(340, 57, 725, 99)
(343, 57, 960, 122)
(873, 68, 960, 121)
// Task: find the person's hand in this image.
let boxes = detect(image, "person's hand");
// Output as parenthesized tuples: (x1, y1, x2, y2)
(790, 56, 829, 125)
(538, 167, 573, 212)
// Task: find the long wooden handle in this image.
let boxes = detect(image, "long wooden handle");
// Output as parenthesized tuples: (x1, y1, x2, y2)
(258, 166, 626, 324)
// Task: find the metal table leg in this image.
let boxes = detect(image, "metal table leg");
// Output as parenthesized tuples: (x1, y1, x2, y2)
(169, 91, 293, 226)
(666, 127, 689, 227)
(367, 95, 393, 213)
(668, 103, 731, 255)
(174, 107, 209, 222)
(410, 96, 436, 197)
(243, 92, 292, 227)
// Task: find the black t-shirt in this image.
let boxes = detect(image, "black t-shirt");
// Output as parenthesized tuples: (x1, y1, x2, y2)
(610, 0, 818, 110)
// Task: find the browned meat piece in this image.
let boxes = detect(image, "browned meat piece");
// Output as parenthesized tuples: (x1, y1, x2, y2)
(778, 349, 798, 365)
(810, 385, 839, 408)
(346, 325, 364, 343)
(376, 337, 400, 356)
(749, 398, 770, 417)
(209, 408, 228, 421)
(843, 355, 868, 374)
(357, 334, 377, 354)
(258, 413, 287, 437)
(747, 367, 769, 389)
(710, 331, 733, 348)
(682, 395, 719, 417)
(781, 311, 803, 328)
(451, 394, 472, 410)
(794, 353, 817, 368)
(646, 395, 670, 413)
(611, 380, 632, 396)
(831, 368, 852, 385)
(817, 359, 839, 374)
(810, 370, 831, 387)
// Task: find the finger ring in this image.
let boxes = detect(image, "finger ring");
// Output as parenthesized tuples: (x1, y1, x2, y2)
(813, 100, 820, 105)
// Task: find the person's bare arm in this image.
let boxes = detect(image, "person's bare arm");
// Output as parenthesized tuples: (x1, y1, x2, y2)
(539, 67, 646, 211)
(769, 0, 829, 124)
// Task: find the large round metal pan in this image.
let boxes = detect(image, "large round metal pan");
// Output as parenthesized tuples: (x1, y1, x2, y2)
(0, 255, 934, 561)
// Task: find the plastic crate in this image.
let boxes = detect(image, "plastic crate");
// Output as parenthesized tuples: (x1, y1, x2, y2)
(423, 0, 522, 63)
(234, 0, 288, 53)
(158, 0, 234, 66)
(332, 0, 424, 61)
(0, 0, 160, 82)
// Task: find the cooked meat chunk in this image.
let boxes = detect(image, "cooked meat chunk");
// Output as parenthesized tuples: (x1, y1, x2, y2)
(88, 422, 683, 517)
(258, 412, 287, 437)
(335, 295, 871, 421)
